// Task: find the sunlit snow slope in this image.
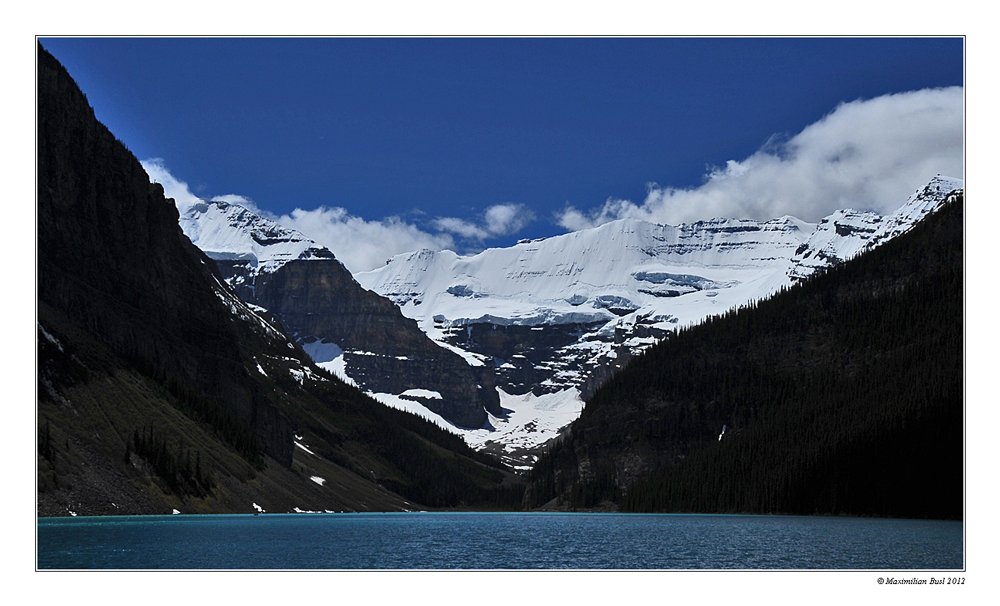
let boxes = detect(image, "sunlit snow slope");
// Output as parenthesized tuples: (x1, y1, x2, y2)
(355, 176, 962, 460)
(180, 200, 336, 283)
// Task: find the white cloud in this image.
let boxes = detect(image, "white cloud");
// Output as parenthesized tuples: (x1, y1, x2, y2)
(485, 203, 534, 235)
(558, 87, 964, 230)
(434, 203, 535, 241)
(557, 198, 639, 232)
(142, 159, 262, 215)
(433, 216, 489, 240)
(276, 207, 455, 273)
(140, 158, 202, 213)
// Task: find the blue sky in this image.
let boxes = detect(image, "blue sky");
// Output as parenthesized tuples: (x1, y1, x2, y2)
(40, 37, 963, 272)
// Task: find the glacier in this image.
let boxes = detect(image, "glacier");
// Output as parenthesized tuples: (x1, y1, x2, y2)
(178, 175, 963, 466)
(353, 175, 963, 461)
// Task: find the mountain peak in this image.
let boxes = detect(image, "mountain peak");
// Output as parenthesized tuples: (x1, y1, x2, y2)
(180, 199, 335, 272)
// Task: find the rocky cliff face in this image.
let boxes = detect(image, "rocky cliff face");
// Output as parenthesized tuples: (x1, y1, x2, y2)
(254, 259, 500, 427)
(440, 321, 607, 396)
(181, 200, 500, 428)
(38, 45, 293, 467)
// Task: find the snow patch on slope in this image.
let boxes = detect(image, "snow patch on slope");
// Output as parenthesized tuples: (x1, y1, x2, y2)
(300, 339, 358, 387)
(366, 388, 583, 458)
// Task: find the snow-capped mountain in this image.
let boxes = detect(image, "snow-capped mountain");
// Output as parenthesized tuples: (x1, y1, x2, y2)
(179, 199, 502, 429)
(181, 199, 332, 267)
(176, 176, 961, 469)
(180, 199, 337, 296)
(355, 175, 962, 463)
(362, 175, 962, 337)
(788, 176, 964, 279)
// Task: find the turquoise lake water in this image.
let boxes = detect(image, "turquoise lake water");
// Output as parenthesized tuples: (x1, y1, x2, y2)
(36, 512, 963, 569)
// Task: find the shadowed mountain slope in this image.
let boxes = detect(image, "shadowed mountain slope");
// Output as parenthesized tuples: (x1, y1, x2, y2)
(527, 190, 963, 520)
(37, 43, 521, 516)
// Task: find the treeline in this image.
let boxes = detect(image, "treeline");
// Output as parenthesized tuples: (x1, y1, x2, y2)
(38, 419, 60, 492)
(529, 193, 963, 519)
(133, 359, 264, 469)
(353, 420, 526, 509)
(127, 424, 215, 498)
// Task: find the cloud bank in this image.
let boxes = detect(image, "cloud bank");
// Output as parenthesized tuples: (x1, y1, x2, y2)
(281, 203, 534, 272)
(143, 87, 961, 272)
(559, 87, 964, 230)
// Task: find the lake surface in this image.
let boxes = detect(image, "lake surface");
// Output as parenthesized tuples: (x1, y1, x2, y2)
(37, 512, 963, 569)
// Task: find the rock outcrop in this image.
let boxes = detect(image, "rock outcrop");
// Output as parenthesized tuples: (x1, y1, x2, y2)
(255, 259, 501, 427)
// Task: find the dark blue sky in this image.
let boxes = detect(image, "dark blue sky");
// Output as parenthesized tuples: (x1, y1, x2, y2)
(40, 37, 963, 246)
